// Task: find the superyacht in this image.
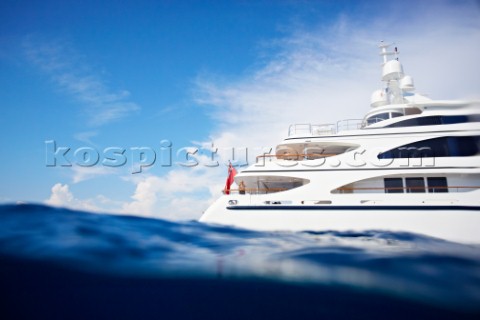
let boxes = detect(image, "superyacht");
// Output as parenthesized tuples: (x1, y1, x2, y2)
(200, 42, 480, 244)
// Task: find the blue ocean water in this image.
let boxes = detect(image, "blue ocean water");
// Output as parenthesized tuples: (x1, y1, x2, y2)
(1, 204, 479, 319)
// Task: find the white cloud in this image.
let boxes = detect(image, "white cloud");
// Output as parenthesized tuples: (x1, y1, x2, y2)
(44, 167, 226, 220)
(74, 131, 98, 145)
(23, 36, 140, 126)
(71, 166, 118, 184)
(45, 183, 99, 212)
(121, 165, 225, 220)
(45, 183, 126, 214)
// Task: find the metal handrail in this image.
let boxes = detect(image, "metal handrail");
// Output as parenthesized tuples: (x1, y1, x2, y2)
(224, 187, 288, 195)
(288, 123, 335, 136)
(336, 119, 364, 131)
(288, 120, 364, 137)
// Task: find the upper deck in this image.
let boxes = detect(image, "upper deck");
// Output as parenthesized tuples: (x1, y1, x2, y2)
(287, 101, 479, 138)
(285, 42, 480, 143)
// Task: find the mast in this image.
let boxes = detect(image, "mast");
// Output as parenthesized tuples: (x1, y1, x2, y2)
(371, 41, 415, 107)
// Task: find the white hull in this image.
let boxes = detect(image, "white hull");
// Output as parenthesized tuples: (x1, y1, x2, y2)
(201, 197, 480, 244)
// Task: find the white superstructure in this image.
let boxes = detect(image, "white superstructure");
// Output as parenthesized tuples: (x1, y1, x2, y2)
(200, 42, 480, 244)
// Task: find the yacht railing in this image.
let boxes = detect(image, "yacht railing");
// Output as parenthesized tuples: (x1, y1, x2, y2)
(337, 119, 364, 131)
(288, 123, 335, 136)
(288, 119, 363, 137)
(224, 188, 288, 195)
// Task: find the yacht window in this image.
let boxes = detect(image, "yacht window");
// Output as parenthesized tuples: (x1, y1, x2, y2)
(427, 177, 448, 193)
(367, 112, 390, 125)
(384, 178, 403, 193)
(442, 115, 470, 124)
(378, 136, 480, 159)
(391, 112, 403, 118)
(406, 177, 425, 193)
(386, 115, 473, 128)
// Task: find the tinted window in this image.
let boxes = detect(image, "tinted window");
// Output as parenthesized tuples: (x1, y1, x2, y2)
(406, 177, 425, 193)
(427, 177, 448, 193)
(386, 115, 472, 128)
(384, 178, 403, 193)
(442, 115, 469, 124)
(378, 136, 480, 159)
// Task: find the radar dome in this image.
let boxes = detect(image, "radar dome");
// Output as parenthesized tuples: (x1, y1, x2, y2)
(400, 75, 415, 91)
(370, 89, 388, 108)
(382, 60, 404, 81)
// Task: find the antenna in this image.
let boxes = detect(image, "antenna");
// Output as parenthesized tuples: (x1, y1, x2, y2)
(379, 41, 397, 64)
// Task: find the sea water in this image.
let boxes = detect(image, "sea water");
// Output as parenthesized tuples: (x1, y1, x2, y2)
(1, 204, 479, 319)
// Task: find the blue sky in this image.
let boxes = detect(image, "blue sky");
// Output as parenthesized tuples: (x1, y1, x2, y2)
(1, 0, 479, 219)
